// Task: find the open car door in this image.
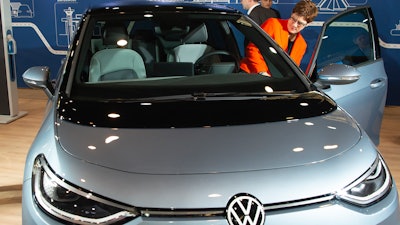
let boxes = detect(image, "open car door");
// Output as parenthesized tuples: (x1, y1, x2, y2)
(306, 6, 387, 145)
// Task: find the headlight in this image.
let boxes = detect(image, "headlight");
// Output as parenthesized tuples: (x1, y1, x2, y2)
(336, 154, 392, 206)
(32, 155, 139, 224)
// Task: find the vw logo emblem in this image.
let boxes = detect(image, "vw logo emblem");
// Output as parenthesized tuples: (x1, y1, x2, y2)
(226, 193, 265, 225)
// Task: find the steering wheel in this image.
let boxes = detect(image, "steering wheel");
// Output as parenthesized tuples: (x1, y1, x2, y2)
(194, 50, 240, 75)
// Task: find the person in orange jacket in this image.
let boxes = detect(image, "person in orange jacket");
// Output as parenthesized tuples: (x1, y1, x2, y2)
(240, 0, 318, 76)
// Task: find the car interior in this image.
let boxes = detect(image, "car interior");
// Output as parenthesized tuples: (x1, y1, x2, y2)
(81, 18, 241, 83)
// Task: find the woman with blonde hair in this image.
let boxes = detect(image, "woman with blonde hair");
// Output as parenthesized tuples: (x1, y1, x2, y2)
(240, 0, 318, 76)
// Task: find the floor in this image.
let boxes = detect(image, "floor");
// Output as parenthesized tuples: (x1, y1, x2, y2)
(1, 88, 399, 225)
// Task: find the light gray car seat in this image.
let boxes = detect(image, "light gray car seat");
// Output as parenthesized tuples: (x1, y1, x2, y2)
(167, 23, 213, 63)
(89, 22, 146, 82)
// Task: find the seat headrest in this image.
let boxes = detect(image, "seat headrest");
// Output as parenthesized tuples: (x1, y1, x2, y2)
(183, 23, 208, 44)
(155, 25, 190, 41)
(103, 22, 129, 46)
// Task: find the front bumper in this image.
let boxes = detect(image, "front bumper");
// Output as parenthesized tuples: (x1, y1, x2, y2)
(22, 179, 400, 225)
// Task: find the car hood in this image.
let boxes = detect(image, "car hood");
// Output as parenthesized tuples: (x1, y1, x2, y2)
(57, 108, 361, 174)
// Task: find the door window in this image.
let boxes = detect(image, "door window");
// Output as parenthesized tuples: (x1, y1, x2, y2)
(316, 8, 374, 69)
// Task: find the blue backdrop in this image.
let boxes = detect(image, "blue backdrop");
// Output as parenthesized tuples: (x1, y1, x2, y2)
(10, 0, 400, 105)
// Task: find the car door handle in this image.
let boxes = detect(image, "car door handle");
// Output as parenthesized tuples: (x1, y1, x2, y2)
(370, 78, 385, 89)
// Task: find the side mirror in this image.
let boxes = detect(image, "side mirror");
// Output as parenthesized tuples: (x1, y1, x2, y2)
(317, 64, 361, 85)
(22, 66, 54, 99)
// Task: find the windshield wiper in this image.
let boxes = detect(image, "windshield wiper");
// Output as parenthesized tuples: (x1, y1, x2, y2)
(107, 91, 295, 103)
(192, 91, 294, 98)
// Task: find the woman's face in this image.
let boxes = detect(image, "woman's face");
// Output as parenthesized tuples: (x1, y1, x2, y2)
(287, 13, 308, 34)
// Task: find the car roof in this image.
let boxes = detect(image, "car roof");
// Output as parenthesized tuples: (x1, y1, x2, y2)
(86, 0, 240, 15)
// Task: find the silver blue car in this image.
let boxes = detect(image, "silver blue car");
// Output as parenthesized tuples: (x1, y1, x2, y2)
(21, 1, 398, 225)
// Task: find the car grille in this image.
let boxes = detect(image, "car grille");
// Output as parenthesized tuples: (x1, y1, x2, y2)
(139, 194, 335, 217)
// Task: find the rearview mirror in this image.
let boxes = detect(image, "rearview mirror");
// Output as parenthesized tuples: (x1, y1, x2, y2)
(317, 64, 361, 85)
(22, 66, 54, 99)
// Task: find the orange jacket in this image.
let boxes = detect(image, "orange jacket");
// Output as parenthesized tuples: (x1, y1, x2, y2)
(240, 18, 307, 73)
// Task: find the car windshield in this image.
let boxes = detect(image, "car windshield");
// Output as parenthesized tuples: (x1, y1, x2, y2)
(65, 7, 309, 101)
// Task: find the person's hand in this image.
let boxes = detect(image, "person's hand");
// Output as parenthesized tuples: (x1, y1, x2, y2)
(258, 71, 271, 77)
